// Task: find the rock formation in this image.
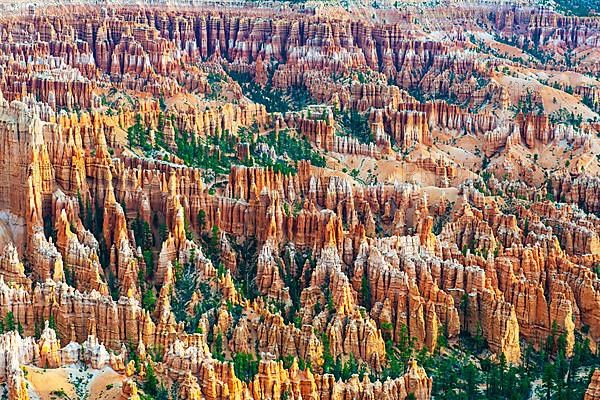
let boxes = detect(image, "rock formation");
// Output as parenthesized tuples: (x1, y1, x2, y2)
(0, 2, 597, 399)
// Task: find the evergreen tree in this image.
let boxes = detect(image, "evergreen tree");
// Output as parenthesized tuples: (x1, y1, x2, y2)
(4, 312, 15, 332)
(213, 333, 225, 361)
(321, 333, 334, 373)
(341, 353, 359, 380)
(232, 352, 259, 383)
(196, 210, 206, 231)
(49, 315, 57, 331)
(144, 362, 158, 396)
(361, 273, 371, 311)
(142, 289, 156, 312)
(541, 362, 557, 400)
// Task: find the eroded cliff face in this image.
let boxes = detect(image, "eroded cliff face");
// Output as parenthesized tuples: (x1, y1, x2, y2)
(0, 2, 598, 399)
(586, 370, 600, 400)
(0, 85, 597, 396)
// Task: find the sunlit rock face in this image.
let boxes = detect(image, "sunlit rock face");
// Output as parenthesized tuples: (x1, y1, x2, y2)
(0, 1, 598, 399)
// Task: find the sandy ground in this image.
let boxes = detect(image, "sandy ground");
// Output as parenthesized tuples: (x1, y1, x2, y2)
(422, 186, 459, 204)
(89, 368, 125, 400)
(495, 68, 599, 121)
(328, 145, 476, 197)
(540, 70, 600, 88)
(25, 364, 124, 400)
(473, 32, 535, 62)
(575, 47, 600, 71)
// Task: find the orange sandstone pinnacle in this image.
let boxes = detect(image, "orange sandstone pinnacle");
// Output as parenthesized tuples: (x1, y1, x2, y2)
(0, 2, 597, 400)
